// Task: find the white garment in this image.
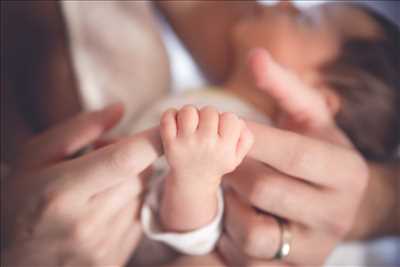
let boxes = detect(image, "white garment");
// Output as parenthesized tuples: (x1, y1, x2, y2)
(141, 185, 224, 255)
(61, 1, 170, 136)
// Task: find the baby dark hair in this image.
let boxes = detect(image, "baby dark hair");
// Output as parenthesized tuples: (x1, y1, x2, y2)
(321, 6, 400, 162)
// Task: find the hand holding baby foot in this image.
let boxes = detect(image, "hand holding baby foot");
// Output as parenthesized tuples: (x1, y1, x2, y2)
(160, 105, 253, 231)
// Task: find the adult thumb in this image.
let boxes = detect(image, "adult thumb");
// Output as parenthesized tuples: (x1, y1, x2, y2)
(16, 103, 124, 170)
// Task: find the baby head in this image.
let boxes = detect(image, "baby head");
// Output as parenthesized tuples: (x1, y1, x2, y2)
(231, 1, 400, 161)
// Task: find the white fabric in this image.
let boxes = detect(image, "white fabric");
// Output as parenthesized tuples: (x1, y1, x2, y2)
(61, 1, 170, 136)
(326, 238, 400, 266)
(141, 186, 224, 255)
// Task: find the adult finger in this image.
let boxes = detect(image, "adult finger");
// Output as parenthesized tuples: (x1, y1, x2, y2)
(92, 137, 128, 150)
(248, 48, 331, 129)
(245, 121, 367, 189)
(114, 221, 142, 265)
(94, 198, 142, 265)
(223, 190, 281, 260)
(224, 159, 329, 228)
(17, 103, 124, 170)
(217, 234, 248, 266)
(54, 126, 163, 200)
(248, 48, 352, 150)
(223, 190, 330, 264)
(87, 177, 144, 222)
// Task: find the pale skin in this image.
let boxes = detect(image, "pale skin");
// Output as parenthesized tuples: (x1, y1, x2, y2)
(161, 46, 369, 267)
(2, 1, 398, 266)
(158, 1, 398, 265)
(163, 48, 398, 266)
(1, 104, 163, 266)
(159, 106, 253, 232)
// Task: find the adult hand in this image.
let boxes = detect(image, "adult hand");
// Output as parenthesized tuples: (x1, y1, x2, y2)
(218, 49, 369, 266)
(1, 104, 163, 266)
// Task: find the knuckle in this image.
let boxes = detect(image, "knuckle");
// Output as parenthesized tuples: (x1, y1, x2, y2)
(179, 112, 195, 125)
(181, 104, 197, 114)
(70, 221, 93, 243)
(221, 112, 239, 123)
(160, 119, 172, 134)
(242, 131, 254, 149)
(335, 150, 370, 194)
(241, 222, 259, 254)
(326, 217, 352, 237)
(242, 125, 253, 140)
(238, 119, 247, 129)
(222, 162, 237, 174)
(249, 177, 270, 206)
(201, 105, 218, 115)
(241, 218, 273, 258)
(166, 107, 178, 115)
(286, 142, 314, 175)
(160, 113, 170, 126)
(108, 147, 131, 172)
(201, 139, 217, 152)
(41, 187, 70, 215)
(317, 203, 353, 237)
(161, 108, 177, 121)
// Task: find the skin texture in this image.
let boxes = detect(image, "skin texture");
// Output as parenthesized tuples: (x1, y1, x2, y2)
(159, 106, 253, 231)
(216, 50, 369, 266)
(157, 47, 370, 267)
(1, 104, 164, 266)
(2, 1, 398, 266)
(223, 2, 382, 123)
(158, 1, 384, 124)
(158, 2, 398, 265)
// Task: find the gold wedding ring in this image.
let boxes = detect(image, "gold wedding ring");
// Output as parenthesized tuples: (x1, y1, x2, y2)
(274, 218, 292, 260)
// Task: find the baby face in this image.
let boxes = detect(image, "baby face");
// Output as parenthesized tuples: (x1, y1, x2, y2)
(229, 1, 383, 120)
(232, 1, 382, 82)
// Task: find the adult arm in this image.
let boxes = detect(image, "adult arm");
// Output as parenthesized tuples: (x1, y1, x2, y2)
(156, 1, 257, 83)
